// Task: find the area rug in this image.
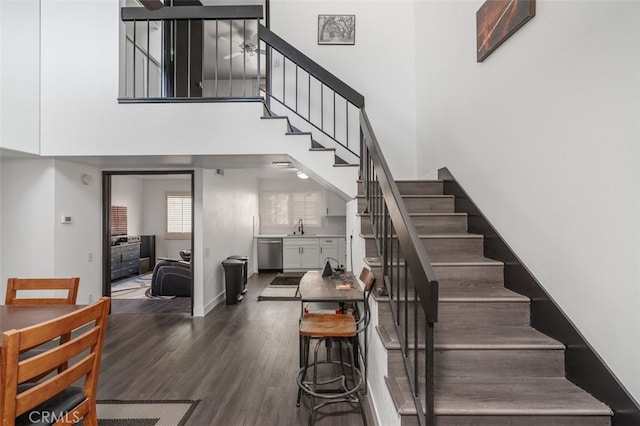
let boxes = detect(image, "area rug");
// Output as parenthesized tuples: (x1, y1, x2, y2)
(269, 272, 305, 286)
(257, 273, 304, 301)
(111, 273, 155, 300)
(97, 400, 199, 426)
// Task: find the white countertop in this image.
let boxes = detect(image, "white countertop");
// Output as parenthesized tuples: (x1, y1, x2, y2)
(255, 234, 345, 238)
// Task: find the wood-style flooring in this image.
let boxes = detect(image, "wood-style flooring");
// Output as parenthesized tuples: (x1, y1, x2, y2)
(99, 272, 374, 425)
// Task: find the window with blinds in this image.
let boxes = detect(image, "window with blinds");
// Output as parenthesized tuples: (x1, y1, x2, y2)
(110, 206, 128, 236)
(166, 192, 192, 239)
(260, 191, 321, 228)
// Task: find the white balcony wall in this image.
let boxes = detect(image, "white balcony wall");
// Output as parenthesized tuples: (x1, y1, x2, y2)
(38, 1, 269, 157)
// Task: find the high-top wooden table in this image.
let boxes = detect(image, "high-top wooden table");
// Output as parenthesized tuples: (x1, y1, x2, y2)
(0, 305, 85, 345)
(298, 270, 363, 305)
(297, 270, 367, 391)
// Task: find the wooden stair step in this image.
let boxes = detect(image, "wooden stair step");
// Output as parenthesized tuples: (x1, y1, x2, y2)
(364, 256, 505, 288)
(381, 324, 566, 379)
(359, 212, 468, 233)
(387, 376, 612, 417)
(381, 287, 527, 303)
(357, 194, 455, 213)
(358, 180, 444, 196)
(377, 325, 564, 351)
(362, 233, 485, 261)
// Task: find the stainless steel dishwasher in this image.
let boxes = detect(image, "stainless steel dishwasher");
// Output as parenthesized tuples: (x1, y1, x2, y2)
(257, 238, 283, 272)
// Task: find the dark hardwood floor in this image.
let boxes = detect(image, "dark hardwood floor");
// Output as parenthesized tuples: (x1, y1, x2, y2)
(99, 273, 374, 425)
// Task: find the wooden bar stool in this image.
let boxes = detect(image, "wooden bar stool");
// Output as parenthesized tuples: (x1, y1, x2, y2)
(296, 268, 375, 425)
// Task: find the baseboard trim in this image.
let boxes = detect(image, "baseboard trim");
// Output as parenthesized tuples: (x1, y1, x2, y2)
(437, 167, 640, 426)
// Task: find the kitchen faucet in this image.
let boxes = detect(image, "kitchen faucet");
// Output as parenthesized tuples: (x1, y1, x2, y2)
(296, 218, 304, 235)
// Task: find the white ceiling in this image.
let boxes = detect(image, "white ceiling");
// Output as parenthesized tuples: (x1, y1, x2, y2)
(0, 148, 307, 180)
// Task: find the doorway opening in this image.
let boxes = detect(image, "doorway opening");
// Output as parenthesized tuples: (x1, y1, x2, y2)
(102, 170, 194, 315)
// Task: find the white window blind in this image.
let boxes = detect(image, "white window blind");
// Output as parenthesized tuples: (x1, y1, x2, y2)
(261, 192, 291, 226)
(292, 192, 320, 226)
(260, 191, 321, 227)
(110, 206, 128, 236)
(166, 192, 192, 237)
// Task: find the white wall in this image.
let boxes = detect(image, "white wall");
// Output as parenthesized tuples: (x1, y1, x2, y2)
(0, 0, 40, 154)
(140, 177, 192, 259)
(53, 160, 102, 304)
(1, 159, 56, 298)
(269, 0, 417, 179)
(201, 169, 259, 314)
(416, 0, 640, 400)
(111, 175, 143, 237)
(1, 158, 102, 304)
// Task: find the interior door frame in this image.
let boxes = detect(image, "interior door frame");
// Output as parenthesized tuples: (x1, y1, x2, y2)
(102, 170, 195, 315)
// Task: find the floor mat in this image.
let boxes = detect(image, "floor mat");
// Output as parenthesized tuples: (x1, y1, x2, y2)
(257, 284, 300, 301)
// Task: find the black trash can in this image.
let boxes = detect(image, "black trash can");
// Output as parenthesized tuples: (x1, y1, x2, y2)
(222, 259, 244, 305)
(227, 255, 249, 294)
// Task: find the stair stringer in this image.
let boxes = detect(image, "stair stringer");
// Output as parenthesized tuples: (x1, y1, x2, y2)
(258, 115, 358, 198)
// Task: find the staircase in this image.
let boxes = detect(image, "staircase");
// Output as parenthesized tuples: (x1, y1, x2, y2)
(358, 180, 613, 426)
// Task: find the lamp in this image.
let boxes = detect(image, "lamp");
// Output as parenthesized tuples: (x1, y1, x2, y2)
(296, 171, 309, 179)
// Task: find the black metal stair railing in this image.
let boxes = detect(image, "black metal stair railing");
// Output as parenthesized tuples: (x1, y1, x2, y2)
(119, 5, 438, 424)
(360, 110, 439, 426)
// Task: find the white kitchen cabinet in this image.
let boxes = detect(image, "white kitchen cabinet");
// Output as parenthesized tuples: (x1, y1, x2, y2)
(319, 238, 339, 266)
(325, 190, 347, 216)
(283, 238, 320, 270)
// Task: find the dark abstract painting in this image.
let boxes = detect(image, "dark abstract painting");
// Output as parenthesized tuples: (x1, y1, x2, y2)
(476, 0, 536, 62)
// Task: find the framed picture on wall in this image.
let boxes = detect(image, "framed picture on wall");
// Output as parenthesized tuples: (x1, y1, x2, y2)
(318, 15, 356, 45)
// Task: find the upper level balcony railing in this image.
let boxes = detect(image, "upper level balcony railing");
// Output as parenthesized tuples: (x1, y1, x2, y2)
(120, 5, 360, 163)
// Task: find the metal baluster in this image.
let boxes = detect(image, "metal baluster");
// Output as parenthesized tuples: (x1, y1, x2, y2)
(187, 19, 191, 98)
(215, 20, 219, 97)
(201, 19, 204, 97)
(146, 20, 150, 98)
(242, 19, 246, 97)
(307, 73, 311, 121)
(173, 19, 177, 98)
(132, 21, 137, 98)
(413, 264, 418, 398)
(333, 91, 336, 138)
(295, 65, 298, 113)
(256, 19, 261, 98)
(229, 20, 233, 97)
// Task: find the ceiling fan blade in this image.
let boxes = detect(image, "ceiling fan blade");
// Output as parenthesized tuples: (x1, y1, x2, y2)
(223, 51, 243, 60)
(139, 0, 164, 11)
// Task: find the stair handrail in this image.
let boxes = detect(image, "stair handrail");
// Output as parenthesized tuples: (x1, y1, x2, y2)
(360, 108, 438, 425)
(258, 24, 364, 109)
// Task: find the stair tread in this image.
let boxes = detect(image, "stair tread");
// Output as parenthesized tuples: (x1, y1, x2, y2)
(387, 376, 612, 416)
(358, 212, 467, 217)
(384, 287, 528, 303)
(364, 256, 503, 267)
(377, 325, 565, 350)
(309, 147, 336, 152)
(439, 286, 528, 302)
(361, 232, 482, 239)
(356, 194, 453, 199)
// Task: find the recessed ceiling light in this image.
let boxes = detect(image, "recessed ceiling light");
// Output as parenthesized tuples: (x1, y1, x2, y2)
(272, 161, 294, 168)
(296, 171, 309, 179)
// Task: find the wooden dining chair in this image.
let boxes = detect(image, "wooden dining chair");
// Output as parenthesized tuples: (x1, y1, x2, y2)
(0, 297, 110, 426)
(5, 277, 80, 306)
